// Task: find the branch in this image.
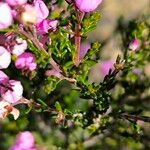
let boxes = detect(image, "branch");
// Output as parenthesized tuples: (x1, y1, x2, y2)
(74, 11, 85, 66)
(16, 29, 62, 73)
(120, 113, 150, 123)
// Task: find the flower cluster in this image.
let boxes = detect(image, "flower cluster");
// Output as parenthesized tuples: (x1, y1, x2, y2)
(0, 0, 58, 31)
(0, 70, 31, 120)
(0, 0, 57, 120)
(0, 39, 37, 71)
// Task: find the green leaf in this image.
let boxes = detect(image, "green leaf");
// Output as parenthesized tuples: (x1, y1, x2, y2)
(81, 12, 101, 35)
(43, 77, 61, 94)
(37, 99, 48, 107)
(55, 101, 62, 112)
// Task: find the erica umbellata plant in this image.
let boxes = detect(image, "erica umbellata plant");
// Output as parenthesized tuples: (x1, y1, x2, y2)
(0, 0, 150, 149)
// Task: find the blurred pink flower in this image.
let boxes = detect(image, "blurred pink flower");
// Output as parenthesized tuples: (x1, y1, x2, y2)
(129, 38, 139, 51)
(15, 52, 37, 71)
(132, 68, 142, 75)
(0, 2, 13, 29)
(1, 80, 23, 104)
(0, 46, 11, 69)
(36, 19, 58, 34)
(100, 60, 114, 76)
(75, 0, 103, 12)
(79, 42, 90, 60)
(12, 38, 27, 56)
(33, 0, 49, 24)
(9, 131, 37, 150)
(0, 100, 20, 120)
(6, 0, 27, 6)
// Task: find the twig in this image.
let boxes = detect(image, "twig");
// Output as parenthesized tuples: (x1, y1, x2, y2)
(16, 29, 63, 73)
(17, 29, 48, 55)
(120, 113, 150, 123)
(49, 57, 62, 73)
(74, 11, 85, 66)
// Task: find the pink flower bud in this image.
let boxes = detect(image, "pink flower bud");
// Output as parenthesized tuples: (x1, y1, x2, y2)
(75, 0, 103, 12)
(12, 38, 27, 56)
(0, 46, 11, 69)
(129, 38, 139, 51)
(36, 19, 58, 34)
(10, 131, 36, 150)
(1, 80, 23, 103)
(33, 0, 49, 23)
(5, 0, 27, 6)
(0, 2, 13, 29)
(15, 52, 37, 71)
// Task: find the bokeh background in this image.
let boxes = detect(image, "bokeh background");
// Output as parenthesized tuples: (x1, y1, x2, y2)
(87, 0, 150, 82)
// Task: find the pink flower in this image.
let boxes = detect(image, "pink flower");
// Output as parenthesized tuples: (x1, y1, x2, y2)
(129, 38, 139, 51)
(0, 70, 8, 82)
(9, 131, 37, 150)
(100, 60, 114, 76)
(33, 0, 49, 24)
(12, 38, 27, 56)
(0, 71, 8, 92)
(75, 0, 103, 12)
(6, 0, 27, 6)
(36, 19, 58, 34)
(0, 71, 23, 104)
(0, 46, 11, 69)
(1, 80, 23, 104)
(48, 20, 58, 31)
(15, 52, 37, 71)
(0, 2, 13, 29)
(0, 96, 31, 120)
(0, 100, 20, 120)
(79, 42, 90, 60)
(21, 4, 37, 24)
(0, 71, 8, 95)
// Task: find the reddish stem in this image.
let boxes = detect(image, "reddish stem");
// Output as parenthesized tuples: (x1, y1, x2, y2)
(74, 12, 85, 66)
